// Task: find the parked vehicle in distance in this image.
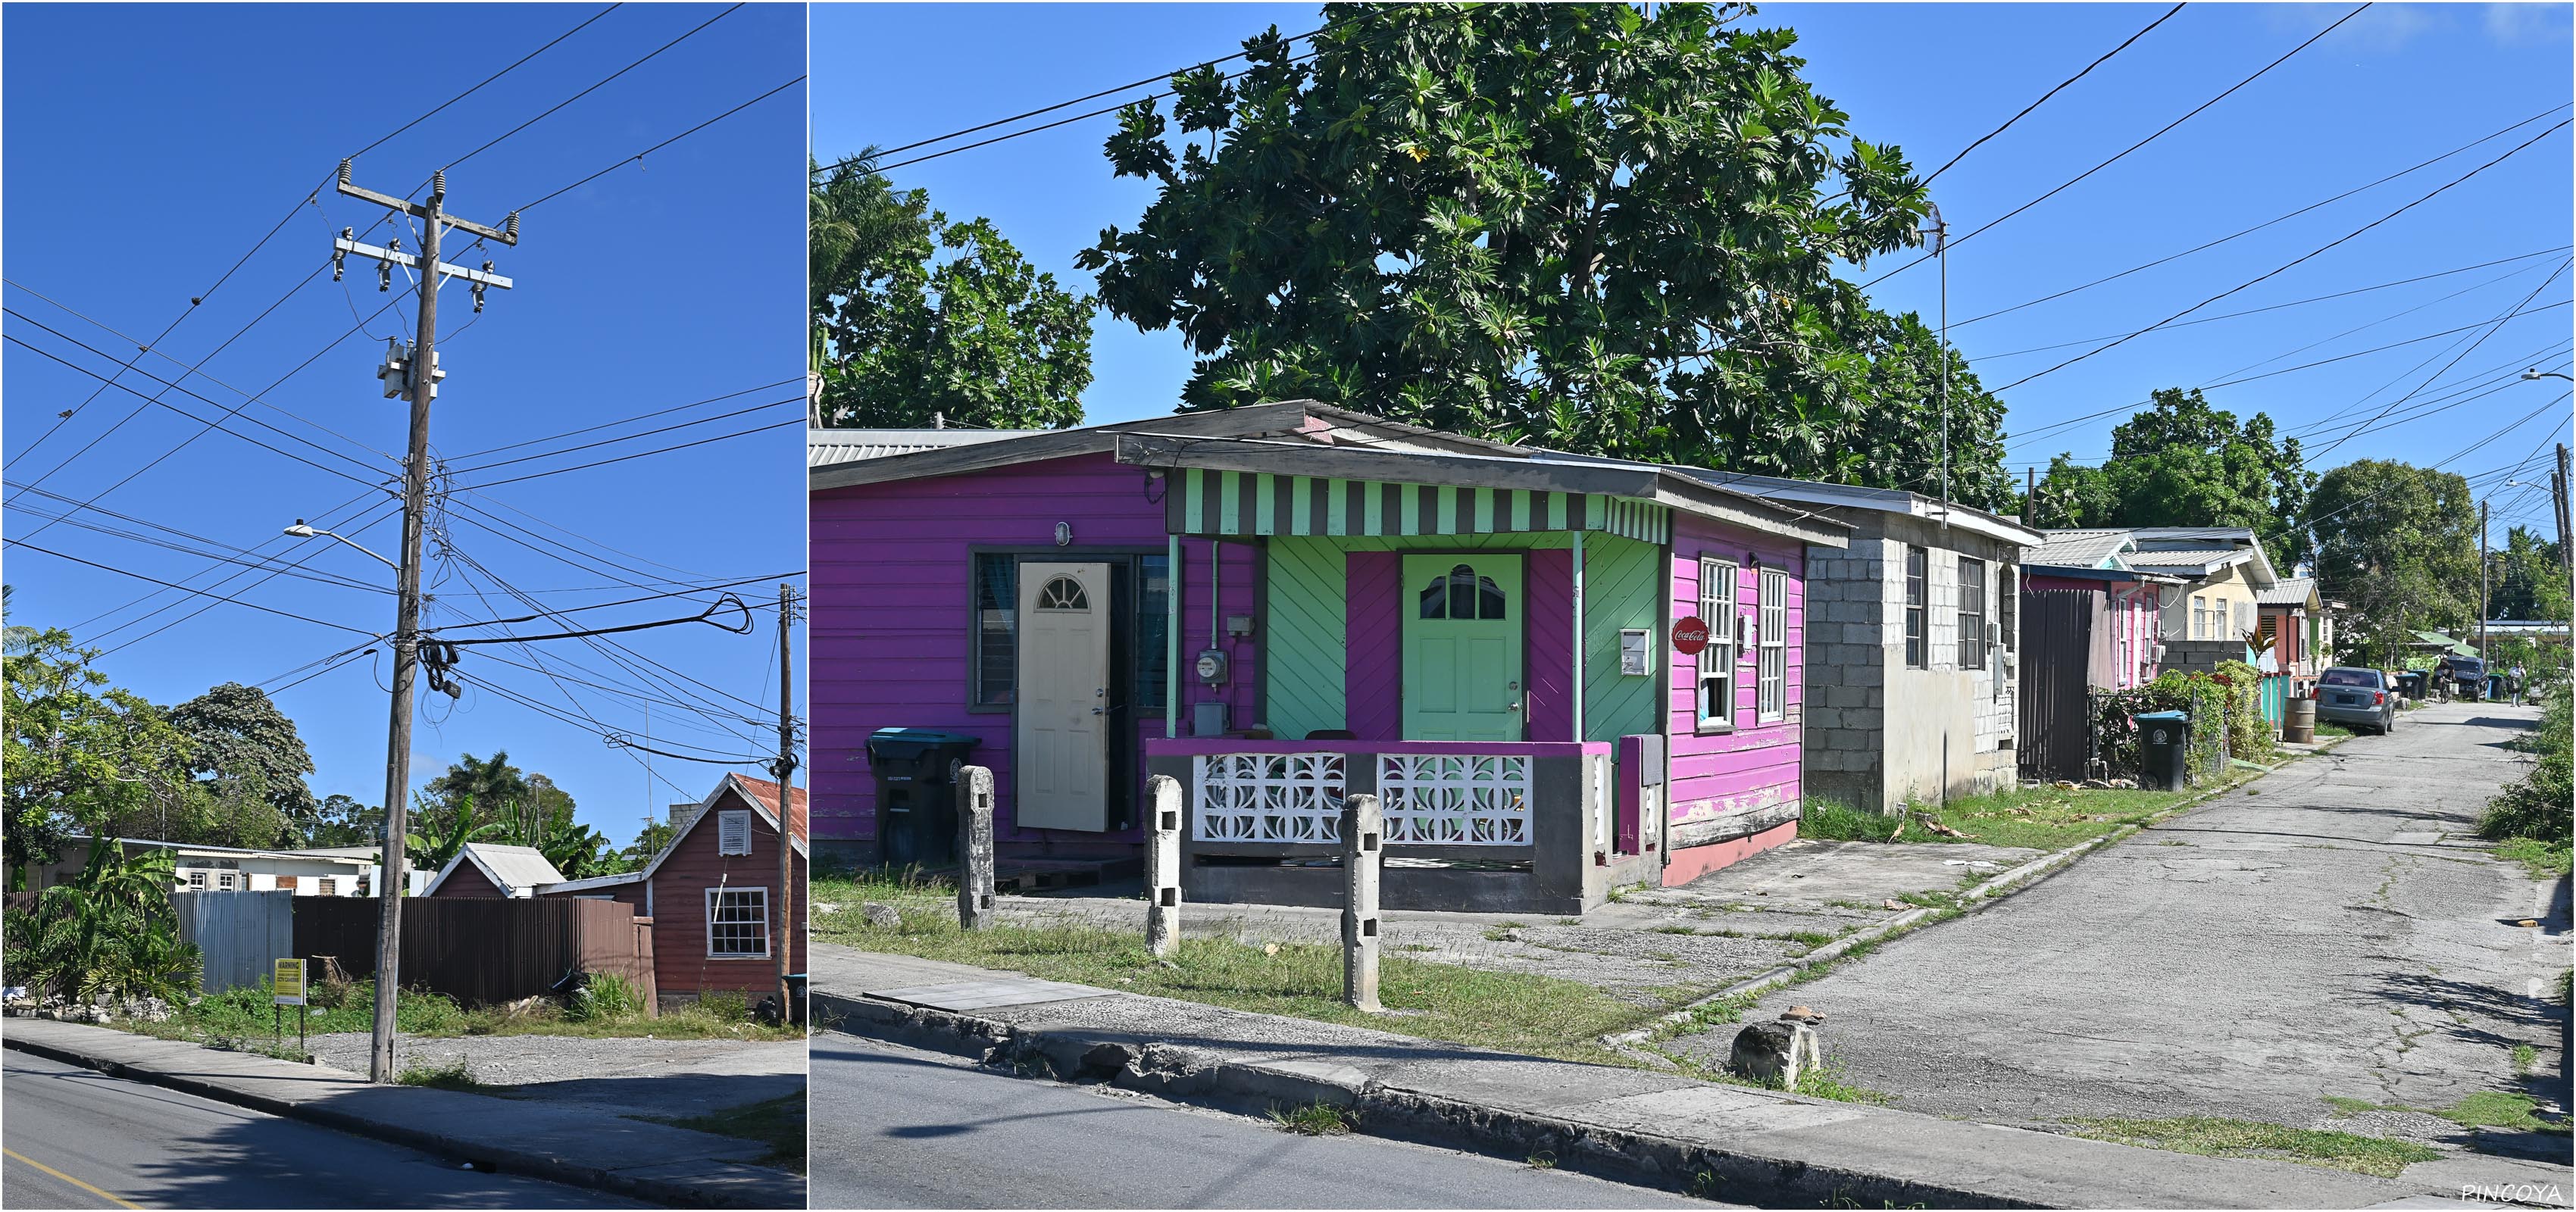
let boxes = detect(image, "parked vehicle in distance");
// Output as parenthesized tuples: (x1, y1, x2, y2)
(2434, 654, 2487, 701)
(2316, 667, 2399, 734)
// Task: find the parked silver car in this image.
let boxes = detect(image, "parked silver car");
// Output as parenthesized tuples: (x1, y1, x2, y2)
(2315, 667, 2399, 734)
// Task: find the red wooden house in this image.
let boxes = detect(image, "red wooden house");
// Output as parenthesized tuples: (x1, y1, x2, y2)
(536, 772, 808, 1000)
(423, 843, 567, 898)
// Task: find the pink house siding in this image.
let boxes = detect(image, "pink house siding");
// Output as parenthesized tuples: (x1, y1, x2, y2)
(810, 451, 1258, 848)
(2026, 573, 2165, 689)
(1344, 552, 1401, 739)
(1663, 514, 1806, 884)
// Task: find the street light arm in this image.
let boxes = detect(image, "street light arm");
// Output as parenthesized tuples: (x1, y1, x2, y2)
(284, 520, 399, 571)
(2524, 369, 2575, 382)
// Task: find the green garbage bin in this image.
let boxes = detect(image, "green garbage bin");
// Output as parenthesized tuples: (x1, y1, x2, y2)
(866, 728, 982, 868)
(2135, 711, 2191, 791)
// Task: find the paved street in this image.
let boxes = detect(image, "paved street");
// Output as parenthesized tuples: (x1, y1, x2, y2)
(1680, 701, 2566, 1148)
(0, 1049, 639, 1209)
(810, 1031, 1726, 1208)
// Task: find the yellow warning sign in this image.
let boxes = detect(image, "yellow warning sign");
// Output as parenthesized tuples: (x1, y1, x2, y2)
(272, 958, 306, 1007)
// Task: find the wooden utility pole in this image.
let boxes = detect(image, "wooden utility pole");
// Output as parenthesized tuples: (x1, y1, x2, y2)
(2024, 466, 2036, 526)
(772, 583, 799, 1020)
(2478, 498, 2490, 661)
(332, 162, 516, 1083)
(2556, 443, 2572, 577)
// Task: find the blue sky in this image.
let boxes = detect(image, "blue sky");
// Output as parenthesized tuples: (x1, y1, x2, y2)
(814, 2, 2574, 536)
(5, 3, 808, 851)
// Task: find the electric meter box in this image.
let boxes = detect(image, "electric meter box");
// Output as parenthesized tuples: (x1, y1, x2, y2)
(1618, 628, 1654, 676)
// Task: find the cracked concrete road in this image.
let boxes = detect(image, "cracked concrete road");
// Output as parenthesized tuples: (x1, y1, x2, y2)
(1674, 701, 2568, 1152)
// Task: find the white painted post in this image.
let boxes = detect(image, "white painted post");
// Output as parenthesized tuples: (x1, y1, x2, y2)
(1146, 774, 1181, 957)
(1343, 792, 1383, 1012)
(955, 763, 996, 930)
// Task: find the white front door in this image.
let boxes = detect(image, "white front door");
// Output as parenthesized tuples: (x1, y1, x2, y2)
(1014, 561, 1111, 831)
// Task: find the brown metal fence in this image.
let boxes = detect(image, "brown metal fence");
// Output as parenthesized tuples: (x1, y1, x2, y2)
(294, 896, 655, 1007)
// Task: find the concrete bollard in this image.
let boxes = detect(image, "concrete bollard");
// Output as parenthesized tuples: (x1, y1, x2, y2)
(1145, 774, 1181, 957)
(955, 762, 996, 931)
(1342, 792, 1383, 1012)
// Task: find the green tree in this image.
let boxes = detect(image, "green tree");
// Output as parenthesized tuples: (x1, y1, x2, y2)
(811, 155, 1095, 429)
(2030, 388, 2315, 564)
(2488, 524, 2569, 622)
(304, 793, 383, 848)
(4, 838, 200, 1004)
(424, 751, 527, 826)
(403, 792, 502, 878)
(619, 820, 676, 870)
(1079, 3, 1938, 480)
(167, 682, 318, 845)
(3, 630, 194, 873)
(1845, 311, 2014, 509)
(2310, 459, 2478, 666)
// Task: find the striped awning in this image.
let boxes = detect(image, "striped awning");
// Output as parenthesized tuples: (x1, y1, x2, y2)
(1165, 469, 1670, 543)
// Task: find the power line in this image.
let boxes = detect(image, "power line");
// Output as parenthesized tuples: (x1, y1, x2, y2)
(868, 50, 1324, 176)
(1949, 103, 2573, 329)
(518, 74, 805, 212)
(436, 4, 746, 178)
(5, 538, 377, 636)
(2306, 259, 2573, 458)
(1968, 247, 2569, 361)
(349, 4, 627, 163)
(439, 395, 802, 479)
(1920, 4, 2187, 186)
(1861, 4, 2370, 289)
(420, 573, 804, 633)
(3, 486, 396, 596)
(1990, 118, 2571, 393)
(449, 414, 806, 492)
(91, 500, 405, 658)
(446, 376, 802, 461)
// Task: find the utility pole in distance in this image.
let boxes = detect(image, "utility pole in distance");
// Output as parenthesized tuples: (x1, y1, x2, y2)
(771, 583, 800, 1021)
(2556, 443, 2573, 579)
(332, 162, 517, 1084)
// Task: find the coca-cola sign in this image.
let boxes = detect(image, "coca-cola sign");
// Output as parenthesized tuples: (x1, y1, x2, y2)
(1671, 616, 1711, 655)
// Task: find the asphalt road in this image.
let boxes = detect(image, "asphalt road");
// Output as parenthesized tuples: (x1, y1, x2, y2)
(811, 1032, 1727, 1208)
(1680, 701, 2566, 1143)
(0, 1049, 642, 1209)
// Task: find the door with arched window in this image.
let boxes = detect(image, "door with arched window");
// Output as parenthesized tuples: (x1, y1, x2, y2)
(1016, 562, 1110, 830)
(1400, 554, 1524, 741)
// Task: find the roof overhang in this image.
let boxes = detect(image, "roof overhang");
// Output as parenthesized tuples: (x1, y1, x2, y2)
(1629, 468, 2044, 548)
(2022, 564, 2188, 586)
(1114, 433, 1852, 548)
(2133, 548, 2256, 579)
(537, 870, 646, 895)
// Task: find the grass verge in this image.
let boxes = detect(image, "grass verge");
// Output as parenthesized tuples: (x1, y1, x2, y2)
(2068, 1115, 2442, 1179)
(396, 1058, 498, 1092)
(653, 1093, 808, 1173)
(814, 870, 1699, 1065)
(1799, 782, 2221, 853)
(1267, 1101, 1355, 1135)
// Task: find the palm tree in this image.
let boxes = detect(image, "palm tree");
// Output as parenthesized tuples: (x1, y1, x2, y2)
(403, 795, 502, 878)
(7, 839, 199, 1003)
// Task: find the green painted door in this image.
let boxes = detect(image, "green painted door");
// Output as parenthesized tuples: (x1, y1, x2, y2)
(1402, 554, 1524, 741)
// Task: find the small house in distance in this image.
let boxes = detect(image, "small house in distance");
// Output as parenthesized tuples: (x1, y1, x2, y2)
(424, 843, 567, 898)
(2123, 526, 2281, 673)
(536, 772, 807, 1002)
(23, 837, 390, 898)
(1677, 475, 2042, 814)
(2018, 530, 2189, 782)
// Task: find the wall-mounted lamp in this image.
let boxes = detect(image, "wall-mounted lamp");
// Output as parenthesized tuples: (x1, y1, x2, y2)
(1054, 522, 1073, 547)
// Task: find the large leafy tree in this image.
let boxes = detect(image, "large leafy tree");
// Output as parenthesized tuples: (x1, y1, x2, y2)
(4, 630, 195, 872)
(424, 751, 528, 825)
(1080, 2, 1940, 479)
(1845, 311, 2014, 510)
(2309, 459, 2478, 664)
(2488, 524, 2569, 623)
(168, 683, 318, 842)
(305, 793, 383, 848)
(2030, 388, 2315, 564)
(811, 155, 1095, 429)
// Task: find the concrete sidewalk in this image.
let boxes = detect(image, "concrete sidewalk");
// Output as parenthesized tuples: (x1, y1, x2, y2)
(810, 944, 2481, 1210)
(1, 1019, 805, 1209)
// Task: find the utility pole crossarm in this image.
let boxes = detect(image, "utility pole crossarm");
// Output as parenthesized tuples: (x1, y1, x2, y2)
(336, 160, 520, 245)
(333, 236, 516, 289)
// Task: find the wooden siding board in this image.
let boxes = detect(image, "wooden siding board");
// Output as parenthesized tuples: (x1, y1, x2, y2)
(430, 862, 504, 899)
(1527, 550, 1575, 742)
(643, 783, 811, 995)
(1580, 534, 1661, 742)
(1666, 513, 1807, 847)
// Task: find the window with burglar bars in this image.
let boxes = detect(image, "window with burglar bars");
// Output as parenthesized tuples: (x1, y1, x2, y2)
(706, 887, 768, 958)
(1696, 558, 1738, 728)
(316, 877, 336, 897)
(1958, 556, 1987, 670)
(1757, 567, 1787, 720)
(1904, 546, 1928, 669)
(718, 810, 752, 856)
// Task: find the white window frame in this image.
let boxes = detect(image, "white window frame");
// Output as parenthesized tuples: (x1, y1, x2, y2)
(717, 809, 752, 856)
(315, 877, 336, 897)
(1695, 558, 1739, 730)
(2192, 595, 2208, 639)
(1756, 567, 1788, 722)
(187, 870, 206, 891)
(705, 887, 770, 959)
(215, 872, 236, 892)
(1957, 556, 1987, 670)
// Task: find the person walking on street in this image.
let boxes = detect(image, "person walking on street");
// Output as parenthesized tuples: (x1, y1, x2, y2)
(2510, 664, 2528, 705)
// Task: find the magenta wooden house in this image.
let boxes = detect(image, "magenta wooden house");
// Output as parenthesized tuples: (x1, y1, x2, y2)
(811, 403, 1848, 912)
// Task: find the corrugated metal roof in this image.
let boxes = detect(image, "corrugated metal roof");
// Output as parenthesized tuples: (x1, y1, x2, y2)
(460, 843, 567, 895)
(2257, 577, 2317, 606)
(2027, 529, 2131, 570)
(2130, 548, 2244, 572)
(808, 427, 1037, 467)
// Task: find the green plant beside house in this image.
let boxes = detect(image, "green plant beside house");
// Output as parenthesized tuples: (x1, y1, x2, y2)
(2, 838, 200, 1007)
(2481, 684, 2571, 878)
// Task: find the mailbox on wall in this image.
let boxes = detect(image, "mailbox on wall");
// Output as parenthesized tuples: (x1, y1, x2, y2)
(1618, 628, 1654, 676)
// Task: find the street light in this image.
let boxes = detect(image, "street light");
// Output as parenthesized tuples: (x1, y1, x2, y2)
(283, 519, 399, 570)
(2523, 368, 2574, 382)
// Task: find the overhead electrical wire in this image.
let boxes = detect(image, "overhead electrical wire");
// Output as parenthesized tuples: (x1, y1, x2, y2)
(2307, 258, 2574, 458)
(517, 74, 806, 212)
(5, 539, 377, 636)
(433, 3, 746, 180)
(1859, 3, 2371, 289)
(1918, 4, 2187, 186)
(450, 412, 807, 492)
(447, 376, 802, 461)
(439, 395, 804, 479)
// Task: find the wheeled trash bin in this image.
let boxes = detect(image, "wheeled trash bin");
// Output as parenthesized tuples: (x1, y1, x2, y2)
(2135, 710, 2192, 791)
(865, 728, 981, 868)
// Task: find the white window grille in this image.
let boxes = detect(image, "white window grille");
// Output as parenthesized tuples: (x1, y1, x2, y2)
(187, 870, 206, 891)
(1193, 753, 1346, 843)
(216, 873, 236, 892)
(1757, 567, 1788, 721)
(1696, 558, 1738, 728)
(315, 877, 336, 897)
(2193, 595, 2208, 639)
(1379, 754, 1533, 846)
(717, 810, 752, 856)
(1957, 557, 1987, 670)
(706, 887, 769, 958)
(1589, 753, 1610, 847)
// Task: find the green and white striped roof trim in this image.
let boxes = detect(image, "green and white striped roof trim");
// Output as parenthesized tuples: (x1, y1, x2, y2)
(1165, 469, 1671, 544)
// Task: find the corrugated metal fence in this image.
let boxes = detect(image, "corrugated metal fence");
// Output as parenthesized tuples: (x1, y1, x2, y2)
(2018, 589, 2109, 783)
(173, 891, 295, 993)
(294, 896, 655, 1007)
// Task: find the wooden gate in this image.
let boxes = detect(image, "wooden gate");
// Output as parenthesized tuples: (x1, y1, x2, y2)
(2018, 589, 2109, 782)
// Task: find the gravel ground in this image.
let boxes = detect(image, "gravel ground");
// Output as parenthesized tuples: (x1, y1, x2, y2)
(308, 1031, 807, 1117)
(825, 835, 2041, 1002)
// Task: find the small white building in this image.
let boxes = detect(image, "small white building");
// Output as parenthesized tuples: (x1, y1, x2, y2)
(23, 838, 422, 898)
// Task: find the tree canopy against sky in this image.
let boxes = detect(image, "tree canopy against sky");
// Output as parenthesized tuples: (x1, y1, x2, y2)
(812, 155, 1096, 429)
(4, 630, 192, 872)
(2029, 387, 2316, 565)
(2487, 524, 2570, 623)
(1079, 2, 2021, 490)
(2309, 458, 2478, 662)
